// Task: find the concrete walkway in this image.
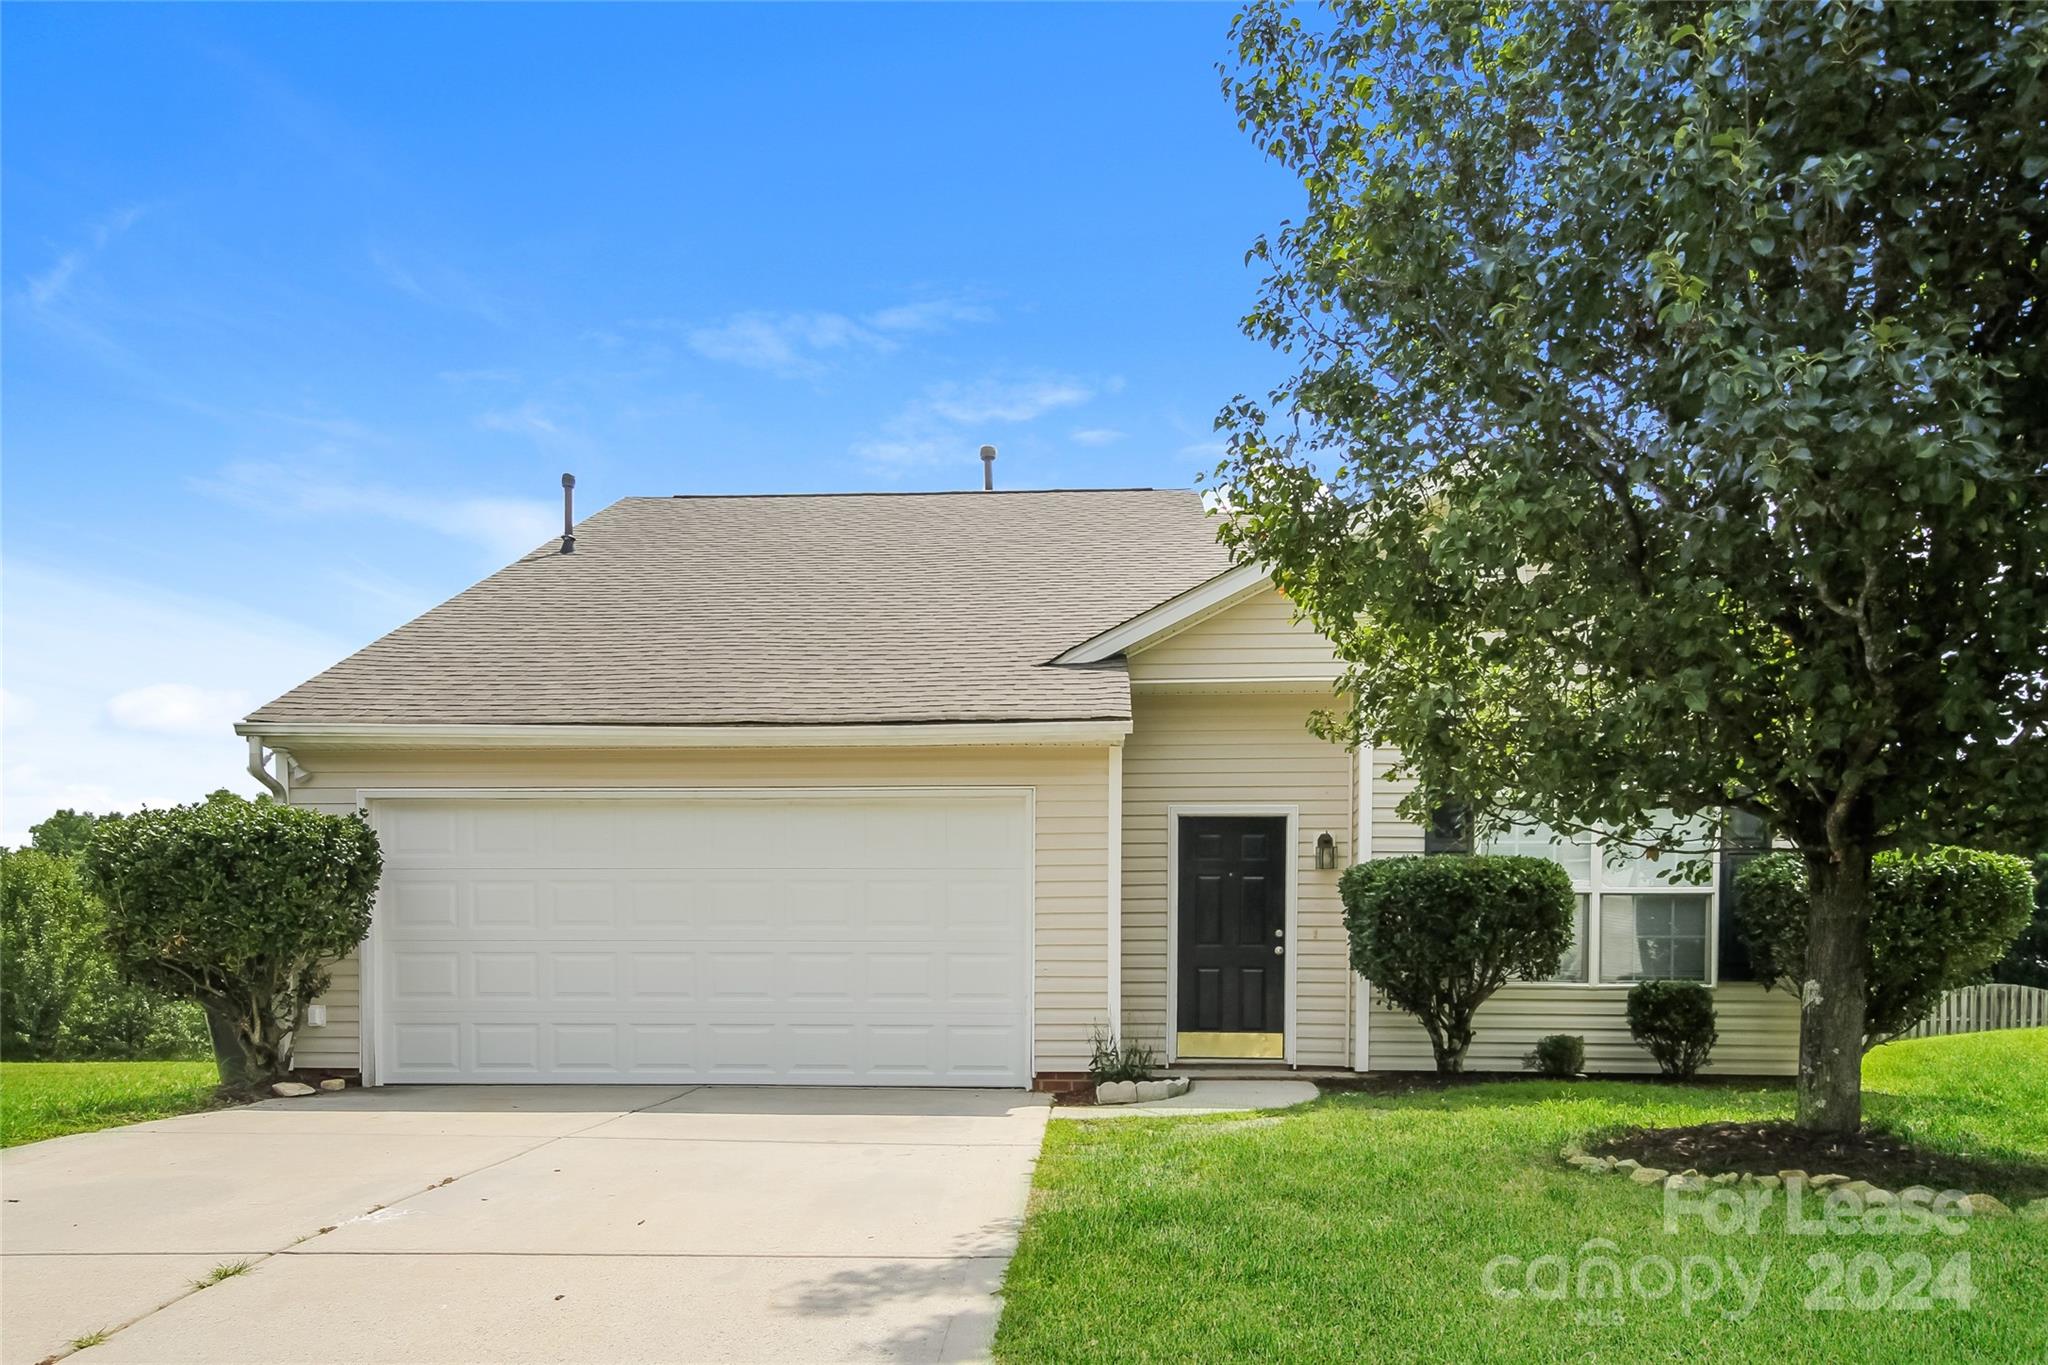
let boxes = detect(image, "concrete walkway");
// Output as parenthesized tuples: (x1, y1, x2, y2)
(0, 1085, 1050, 1365)
(1051, 1079, 1321, 1120)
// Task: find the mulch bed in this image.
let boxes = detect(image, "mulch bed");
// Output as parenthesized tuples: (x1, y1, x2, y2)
(1588, 1121, 2048, 1201)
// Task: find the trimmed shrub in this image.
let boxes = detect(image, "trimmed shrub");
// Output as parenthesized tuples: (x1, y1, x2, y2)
(1524, 1033, 1585, 1079)
(1342, 855, 1575, 1073)
(1088, 1025, 1156, 1084)
(1736, 847, 2035, 1044)
(81, 794, 382, 1087)
(1626, 980, 1717, 1078)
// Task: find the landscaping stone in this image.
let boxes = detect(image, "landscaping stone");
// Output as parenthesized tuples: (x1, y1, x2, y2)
(1560, 1144, 1586, 1162)
(1614, 1159, 1641, 1174)
(1955, 1193, 2010, 1217)
(1754, 1175, 1782, 1191)
(1809, 1174, 1848, 1188)
(1899, 1185, 1939, 1205)
(270, 1082, 316, 1098)
(1838, 1181, 1895, 1206)
(1134, 1080, 1171, 1103)
(318, 1078, 347, 1092)
(1709, 1172, 1741, 1186)
(1166, 1077, 1191, 1098)
(1628, 1167, 1669, 1185)
(1666, 1173, 1709, 1195)
(1096, 1081, 1137, 1105)
(1777, 1170, 1809, 1183)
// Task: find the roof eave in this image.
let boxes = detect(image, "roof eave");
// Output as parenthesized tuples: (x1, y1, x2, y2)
(1050, 562, 1274, 665)
(235, 718, 1134, 750)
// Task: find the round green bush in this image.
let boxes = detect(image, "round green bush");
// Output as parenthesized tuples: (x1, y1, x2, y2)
(1626, 979, 1718, 1079)
(81, 793, 382, 1085)
(1735, 847, 2035, 1044)
(1524, 1033, 1585, 1079)
(1342, 854, 1575, 1073)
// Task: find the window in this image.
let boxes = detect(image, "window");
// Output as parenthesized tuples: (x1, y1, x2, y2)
(1480, 814, 1718, 986)
(1597, 894, 1710, 982)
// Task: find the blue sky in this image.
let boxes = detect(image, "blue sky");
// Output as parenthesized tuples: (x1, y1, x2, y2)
(1, 2, 1298, 841)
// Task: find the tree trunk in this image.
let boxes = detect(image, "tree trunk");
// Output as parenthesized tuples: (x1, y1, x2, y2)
(1796, 847, 1871, 1134)
(201, 999, 260, 1090)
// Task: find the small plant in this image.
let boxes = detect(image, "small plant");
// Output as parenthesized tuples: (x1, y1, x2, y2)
(1626, 980, 1718, 1079)
(1523, 1033, 1585, 1079)
(194, 1259, 256, 1289)
(1087, 1024, 1157, 1084)
(70, 1329, 112, 1350)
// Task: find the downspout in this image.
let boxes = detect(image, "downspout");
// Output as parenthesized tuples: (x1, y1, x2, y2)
(246, 734, 288, 801)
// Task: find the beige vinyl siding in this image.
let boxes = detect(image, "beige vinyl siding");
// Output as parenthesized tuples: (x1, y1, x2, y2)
(283, 744, 1112, 1077)
(1367, 982, 1799, 1075)
(1119, 692, 1354, 1066)
(1126, 589, 1346, 684)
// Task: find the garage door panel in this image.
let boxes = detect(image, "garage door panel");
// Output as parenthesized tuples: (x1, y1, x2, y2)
(372, 796, 1030, 1085)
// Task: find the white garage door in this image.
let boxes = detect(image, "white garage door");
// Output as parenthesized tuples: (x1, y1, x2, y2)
(369, 794, 1031, 1086)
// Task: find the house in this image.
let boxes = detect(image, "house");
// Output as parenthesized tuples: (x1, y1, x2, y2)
(241, 486, 1799, 1090)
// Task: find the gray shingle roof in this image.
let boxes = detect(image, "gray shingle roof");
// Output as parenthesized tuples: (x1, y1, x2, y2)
(246, 488, 1231, 728)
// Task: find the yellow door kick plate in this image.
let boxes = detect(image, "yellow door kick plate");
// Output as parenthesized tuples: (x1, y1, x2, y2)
(1176, 1031, 1284, 1059)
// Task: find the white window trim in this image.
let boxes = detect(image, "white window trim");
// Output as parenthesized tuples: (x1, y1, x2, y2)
(1481, 824, 1720, 990)
(1164, 804, 1300, 1066)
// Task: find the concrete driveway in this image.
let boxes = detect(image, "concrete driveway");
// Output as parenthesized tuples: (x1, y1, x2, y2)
(0, 1085, 1050, 1365)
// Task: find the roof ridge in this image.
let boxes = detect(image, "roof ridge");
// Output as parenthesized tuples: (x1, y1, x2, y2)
(640, 487, 1185, 501)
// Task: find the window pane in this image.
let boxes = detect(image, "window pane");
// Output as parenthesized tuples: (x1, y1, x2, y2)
(1599, 815, 1715, 888)
(1480, 820, 1592, 883)
(1598, 894, 1710, 982)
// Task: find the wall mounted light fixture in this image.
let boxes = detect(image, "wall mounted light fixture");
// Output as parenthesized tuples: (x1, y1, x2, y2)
(1314, 831, 1339, 870)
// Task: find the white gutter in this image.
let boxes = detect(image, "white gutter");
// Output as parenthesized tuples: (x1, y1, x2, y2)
(246, 735, 288, 800)
(234, 718, 1135, 750)
(1106, 742, 1124, 1040)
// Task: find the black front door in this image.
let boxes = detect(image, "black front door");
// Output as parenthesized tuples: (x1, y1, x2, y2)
(1177, 815, 1286, 1055)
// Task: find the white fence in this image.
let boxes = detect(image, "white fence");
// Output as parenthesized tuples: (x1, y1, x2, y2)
(1899, 983, 2048, 1040)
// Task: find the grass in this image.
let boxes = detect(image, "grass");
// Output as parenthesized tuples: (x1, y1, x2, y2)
(996, 1029, 2048, 1363)
(193, 1259, 257, 1289)
(0, 1060, 223, 1147)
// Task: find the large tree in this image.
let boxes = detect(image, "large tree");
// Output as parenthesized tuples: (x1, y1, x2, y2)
(1215, 0, 2048, 1132)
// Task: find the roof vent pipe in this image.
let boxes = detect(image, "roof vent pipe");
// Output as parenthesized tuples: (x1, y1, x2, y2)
(560, 473, 576, 554)
(980, 444, 996, 491)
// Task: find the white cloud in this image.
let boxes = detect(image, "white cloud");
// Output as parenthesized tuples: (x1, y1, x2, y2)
(1071, 428, 1127, 448)
(1, 562, 353, 845)
(24, 205, 148, 309)
(923, 378, 1093, 425)
(107, 684, 253, 737)
(863, 298, 994, 333)
(852, 374, 1099, 472)
(199, 457, 557, 561)
(675, 296, 991, 377)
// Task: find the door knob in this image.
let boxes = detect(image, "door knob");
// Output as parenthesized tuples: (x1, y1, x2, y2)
(1274, 944, 1286, 956)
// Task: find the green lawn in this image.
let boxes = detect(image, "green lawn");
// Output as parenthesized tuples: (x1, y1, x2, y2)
(0, 1060, 224, 1147)
(996, 1030, 2048, 1363)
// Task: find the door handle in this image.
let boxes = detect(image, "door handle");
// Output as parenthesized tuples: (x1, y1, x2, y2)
(1274, 944, 1286, 956)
